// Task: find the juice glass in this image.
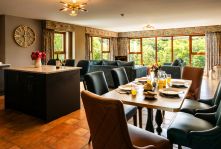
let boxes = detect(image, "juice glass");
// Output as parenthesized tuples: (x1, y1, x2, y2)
(131, 85, 137, 96)
(167, 74, 171, 84)
(158, 79, 164, 89)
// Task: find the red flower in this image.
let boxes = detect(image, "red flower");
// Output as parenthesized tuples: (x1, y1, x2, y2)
(31, 51, 46, 60)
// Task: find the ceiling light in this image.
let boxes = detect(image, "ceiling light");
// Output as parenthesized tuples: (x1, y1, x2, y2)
(143, 25, 155, 30)
(60, 0, 88, 16)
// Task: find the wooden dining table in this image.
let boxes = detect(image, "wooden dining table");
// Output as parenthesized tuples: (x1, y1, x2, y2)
(103, 79, 192, 135)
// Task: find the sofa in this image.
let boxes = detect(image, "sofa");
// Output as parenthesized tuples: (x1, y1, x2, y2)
(89, 60, 148, 88)
(160, 58, 185, 79)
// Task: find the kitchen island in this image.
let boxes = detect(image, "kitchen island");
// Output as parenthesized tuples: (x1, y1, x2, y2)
(4, 65, 81, 122)
(0, 64, 10, 95)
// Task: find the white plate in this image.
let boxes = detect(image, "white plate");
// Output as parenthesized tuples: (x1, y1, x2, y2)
(171, 80, 186, 86)
(118, 84, 132, 91)
(159, 88, 181, 95)
(135, 77, 149, 82)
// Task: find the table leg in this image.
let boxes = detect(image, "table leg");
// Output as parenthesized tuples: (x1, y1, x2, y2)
(155, 110, 163, 135)
(145, 108, 154, 132)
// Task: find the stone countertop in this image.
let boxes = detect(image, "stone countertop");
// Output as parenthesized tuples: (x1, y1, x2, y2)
(5, 65, 81, 74)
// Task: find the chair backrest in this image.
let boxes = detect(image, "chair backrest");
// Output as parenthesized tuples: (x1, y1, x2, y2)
(76, 60, 90, 76)
(182, 66, 204, 100)
(111, 67, 129, 88)
(47, 59, 56, 65)
(215, 97, 221, 126)
(81, 90, 134, 149)
(84, 71, 109, 95)
(65, 59, 75, 67)
(212, 81, 221, 106)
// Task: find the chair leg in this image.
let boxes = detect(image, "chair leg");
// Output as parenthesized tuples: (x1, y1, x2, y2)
(83, 81, 87, 90)
(138, 106, 143, 128)
(178, 144, 182, 149)
(133, 113, 137, 126)
(88, 136, 92, 144)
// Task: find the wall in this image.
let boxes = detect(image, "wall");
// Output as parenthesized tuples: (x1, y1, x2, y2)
(4, 15, 42, 67)
(74, 26, 86, 64)
(0, 15, 5, 63)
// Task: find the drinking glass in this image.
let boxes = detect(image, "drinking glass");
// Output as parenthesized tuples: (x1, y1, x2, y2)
(167, 74, 172, 84)
(158, 79, 164, 89)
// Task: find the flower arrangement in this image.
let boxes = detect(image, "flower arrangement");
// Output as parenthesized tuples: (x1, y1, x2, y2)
(31, 51, 46, 60)
(151, 63, 161, 77)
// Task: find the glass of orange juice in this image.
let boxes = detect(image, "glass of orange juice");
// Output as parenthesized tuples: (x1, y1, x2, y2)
(131, 84, 137, 96)
(158, 79, 164, 89)
(167, 74, 171, 84)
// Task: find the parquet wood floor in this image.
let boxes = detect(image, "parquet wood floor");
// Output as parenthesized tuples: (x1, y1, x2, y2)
(0, 77, 218, 149)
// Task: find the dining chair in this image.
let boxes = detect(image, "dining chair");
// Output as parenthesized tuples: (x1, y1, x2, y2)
(84, 71, 138, 144)
(111, 67, 143, 128)
(180, 80, 221, 115)
(167, 99, 221, 149)
(182, 66, 204, 100)
(47, 59, 56, 65)
(81, 90, 172, 149)
(76, 60, 90, 89)
(64, 59, 75, 67)
(84, 71, 137, 125)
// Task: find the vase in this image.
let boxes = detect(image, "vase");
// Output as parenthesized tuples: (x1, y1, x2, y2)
(35, 58, 42, 68)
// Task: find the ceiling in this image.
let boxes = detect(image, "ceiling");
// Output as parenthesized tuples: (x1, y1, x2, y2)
(0, 0, 221, 32)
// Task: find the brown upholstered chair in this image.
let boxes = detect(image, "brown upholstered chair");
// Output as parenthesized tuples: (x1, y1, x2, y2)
(182, 66, 204, 100)
(81, 90, 172, 149)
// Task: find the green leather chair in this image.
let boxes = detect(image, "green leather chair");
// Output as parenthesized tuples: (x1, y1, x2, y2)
(180, 81, 221, 115)
(167, 99, 221, 149)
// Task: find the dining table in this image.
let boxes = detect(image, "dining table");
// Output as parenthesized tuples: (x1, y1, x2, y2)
(102, 78, 192, 135)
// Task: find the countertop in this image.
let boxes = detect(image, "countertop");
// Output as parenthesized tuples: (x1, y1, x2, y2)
(0, 64, 10, 68)
(5, 65, 81, 74)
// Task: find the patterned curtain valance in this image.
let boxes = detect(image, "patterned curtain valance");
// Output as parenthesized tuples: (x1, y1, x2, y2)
(45, 20, 79, 32)
(119, 25, 221, 38)
(86, 27, 118, 37)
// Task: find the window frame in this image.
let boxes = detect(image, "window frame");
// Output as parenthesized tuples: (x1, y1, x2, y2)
(53, 32, 66, 59)
(90, 36, 111, 60)
(128, 34, 205, 67)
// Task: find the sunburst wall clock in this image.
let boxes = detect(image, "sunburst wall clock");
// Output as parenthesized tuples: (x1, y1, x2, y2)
(14, 25, 36, 48)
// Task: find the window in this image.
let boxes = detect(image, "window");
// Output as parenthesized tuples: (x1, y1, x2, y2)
(54, 32, 66, 61)
(173, 36, 189, 64)
(129, 39, 142, 65)
(142, 38, 156, 66)
(128, 35, 205, 67)
(90, 37, 110, 60)
(191, 36, 206, 68)
(157, 37, 172, 65)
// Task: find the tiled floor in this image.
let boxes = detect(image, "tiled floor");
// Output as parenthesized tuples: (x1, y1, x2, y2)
(0, 77, 218, 149)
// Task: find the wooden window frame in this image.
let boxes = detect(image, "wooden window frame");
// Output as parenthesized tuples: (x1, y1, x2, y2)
(90, 37, 110, 60)
(129, 34, 205, 66)
(53, 32, 66, 59)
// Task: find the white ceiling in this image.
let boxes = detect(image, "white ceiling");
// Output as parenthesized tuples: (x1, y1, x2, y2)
(0, 0, 221, 32)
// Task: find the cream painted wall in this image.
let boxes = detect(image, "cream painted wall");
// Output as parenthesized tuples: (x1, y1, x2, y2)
(74, 26, 86, 64)
(4, 15, 42, 67)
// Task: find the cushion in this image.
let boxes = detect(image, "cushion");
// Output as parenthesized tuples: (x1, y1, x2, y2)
(102, 60, 118, 66)
(167, 112, 214, 146)
(117, 61, 135, 67)
(172, 59, 180, 66)
(123, 105, 137, 121)
(128, 124, 171, 149)
(90, 60, 102, 65)
(180, 99, 211, 115)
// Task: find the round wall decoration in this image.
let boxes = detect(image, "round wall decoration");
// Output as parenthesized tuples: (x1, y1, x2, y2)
(14, 25, 36, 48)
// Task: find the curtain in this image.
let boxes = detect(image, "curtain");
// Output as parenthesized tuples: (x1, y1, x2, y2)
(206, 32, 221, 75)
(85, 34, 90, 60)
(117, 37, 129, 56)
(42, 29, 54, 62)
(110, 37, 118, 60)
